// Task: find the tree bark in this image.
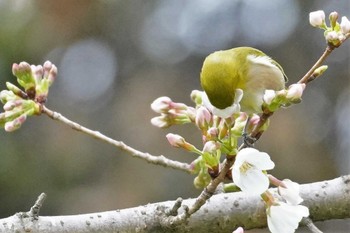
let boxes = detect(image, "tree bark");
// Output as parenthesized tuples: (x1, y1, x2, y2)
(0, 175, 349, 233)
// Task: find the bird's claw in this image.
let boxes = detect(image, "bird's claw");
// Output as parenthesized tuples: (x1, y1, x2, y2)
(242, 132, 256, 147)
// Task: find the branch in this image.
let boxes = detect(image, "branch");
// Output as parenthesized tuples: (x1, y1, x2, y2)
(1, 176, 348, 233)
(166, 156, 235, 225)
(41, 106, 192, 173)
(297, 45, 334, 84)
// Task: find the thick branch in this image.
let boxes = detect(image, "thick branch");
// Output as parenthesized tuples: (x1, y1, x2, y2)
(0, 176, 348, 233)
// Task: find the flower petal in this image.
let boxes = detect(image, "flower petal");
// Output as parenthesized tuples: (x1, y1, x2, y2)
(309, 10, 325, 27)
(233, 166, 269, 194)
(240, 148, 275, 170)
(263, 90, 276, 105)
(279, 179, 303, 205)
(151, 96, 172, 113)
(340, 16, 350, 34)
(232, 227, 244, 233)
(267, 203, 309, 233)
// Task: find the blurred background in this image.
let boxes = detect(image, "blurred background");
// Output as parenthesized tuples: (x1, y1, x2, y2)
(0, 0, 349, 232)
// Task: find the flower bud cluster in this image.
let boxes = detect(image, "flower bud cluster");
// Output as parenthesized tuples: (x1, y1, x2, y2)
(309, 10, 350, 47)
(0, 61, 57, 132)
(151, 91, 256, 187)
(150, 96, 195, 128)
(12, 61, 57, 103)
(263, 83, 306, 112)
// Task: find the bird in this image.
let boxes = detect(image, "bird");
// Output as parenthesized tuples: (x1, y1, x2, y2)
(200, 47, 287, 118)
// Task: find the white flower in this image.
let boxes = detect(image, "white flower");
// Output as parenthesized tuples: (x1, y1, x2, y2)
(340, 16, 350, 34)
(232, 148, 275, 195)
(202, 89, 242, 118)
(278, 179, 303, 205)
(267, 202, 309, 233)
(309, 10, 325, 27)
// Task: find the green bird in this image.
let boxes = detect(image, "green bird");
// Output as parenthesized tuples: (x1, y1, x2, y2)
(200, 47, 287, 118)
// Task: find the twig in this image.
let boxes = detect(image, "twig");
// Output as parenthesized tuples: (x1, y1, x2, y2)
(28, 193, 47, 220)
(298, 33, 349, 85)
(41, 106, 192, 173)
(298, 45, 335, 84)
(241, 43, 339, 148)
(240, 111, 273, 150)
(167, 198, 183, 216)
(14, 193, 47, 232)
(166, 156, 235, 225)
(302, 217, 323, 233)
(186, 156, 234, 215)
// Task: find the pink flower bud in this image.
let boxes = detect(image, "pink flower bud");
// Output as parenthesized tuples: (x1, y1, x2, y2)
(4, 121, 16, 132)
(166, 133, 186, 148)
(171, 102, 188, 111)
(31, 65, 43, 83)
(340, 16, 350, 34)
(151, 96, 172, 113)
(241, 114, 261, 134)
(4, 114, 27, 132)
(0, 90, 15, 103)
(202, 141, 220, 154)
(43, 61, 53, 78)
(12, 62, 31, 76)
(309, 10, 325, 27)
(166, 133, 199, 153)
(195, 106, 212, 130)
(150, 115, 170, 128)
(186, 107, 196, 122)
(43, 61, 57, 86)
(3, 100, 23, 111)
(207, 127, 218, 138)
(11, 62, 37, 93)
